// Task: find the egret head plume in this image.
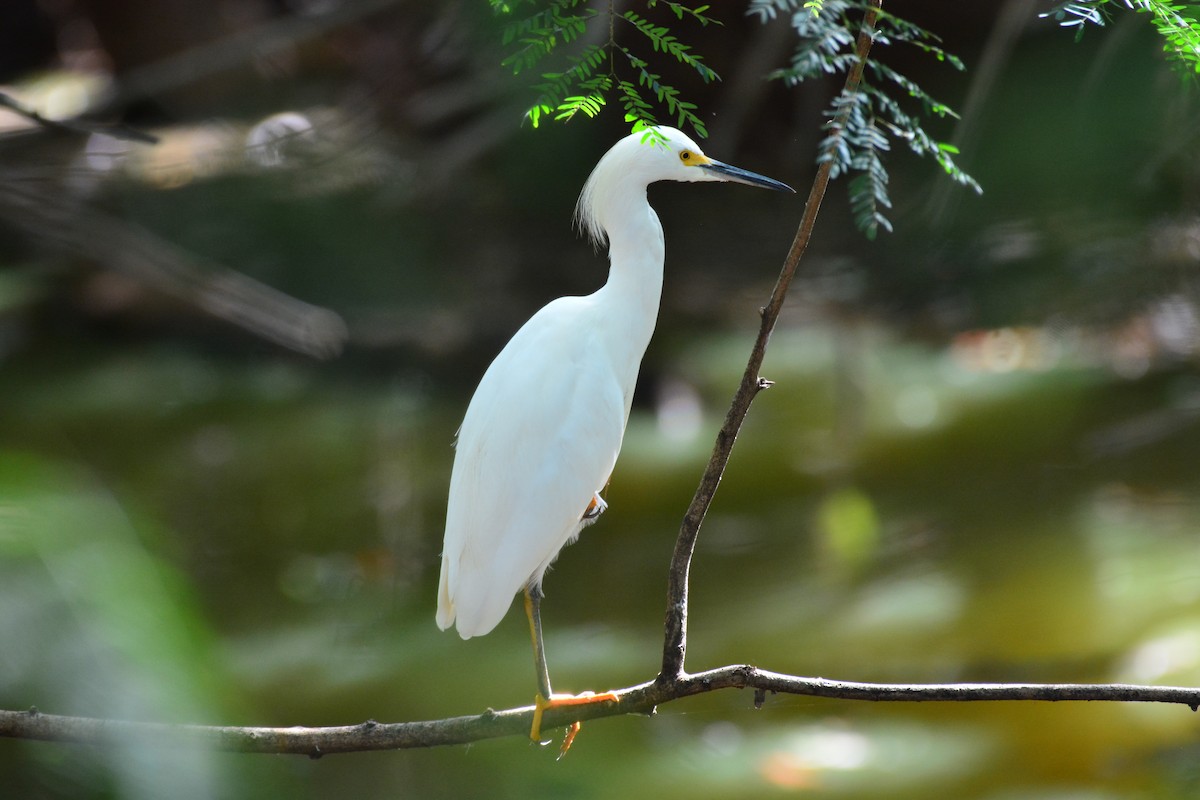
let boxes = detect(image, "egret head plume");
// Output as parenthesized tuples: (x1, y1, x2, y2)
(574, 126, 793, 249)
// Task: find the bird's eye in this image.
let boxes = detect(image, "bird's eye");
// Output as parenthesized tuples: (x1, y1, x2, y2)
(679, 150, 692, 163)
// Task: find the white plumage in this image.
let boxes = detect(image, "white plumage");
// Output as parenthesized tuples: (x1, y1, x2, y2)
(437, 125, 791, 646)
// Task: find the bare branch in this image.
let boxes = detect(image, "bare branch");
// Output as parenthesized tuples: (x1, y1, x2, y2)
(0, 173, 348, 359)
(4, 668, 1197, 755)
(659, 0, 884, 682)
(0, 91, 158, 144)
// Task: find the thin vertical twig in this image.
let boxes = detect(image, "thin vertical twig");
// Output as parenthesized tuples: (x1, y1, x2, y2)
(659, 0, 884, 682)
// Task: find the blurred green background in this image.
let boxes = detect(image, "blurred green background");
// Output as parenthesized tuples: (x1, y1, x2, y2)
(2, 1, 1200, 798)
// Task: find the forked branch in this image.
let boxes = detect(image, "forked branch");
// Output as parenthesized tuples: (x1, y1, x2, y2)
(658, 0, 883, 682)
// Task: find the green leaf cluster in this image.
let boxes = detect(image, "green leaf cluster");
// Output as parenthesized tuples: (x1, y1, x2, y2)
(1042, 1, 1200, 73)
(495, 0, 597, 74)
(490, 0, 720, 136)
(493, 1, 984, 237)
(751, 0, 980, 238)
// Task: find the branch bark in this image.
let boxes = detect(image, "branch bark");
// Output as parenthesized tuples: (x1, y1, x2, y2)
(659, 0, 883, 681)
(4, 669, 1198, 755)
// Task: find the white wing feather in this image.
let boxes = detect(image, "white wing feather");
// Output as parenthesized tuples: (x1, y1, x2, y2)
(438, 293, 629, 639)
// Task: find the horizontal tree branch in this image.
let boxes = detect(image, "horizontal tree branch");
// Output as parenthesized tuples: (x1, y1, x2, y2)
(3, 666, 1196, 756)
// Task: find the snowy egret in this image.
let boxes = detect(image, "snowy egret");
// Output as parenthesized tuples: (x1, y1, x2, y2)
(437, 125, 792, 748)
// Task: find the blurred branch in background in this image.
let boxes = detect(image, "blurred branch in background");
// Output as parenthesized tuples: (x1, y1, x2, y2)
(0, 0, 420, 358)
(0, 170, 348, 358)
(85, 0, 405, 117)
(0, 0, 538, 360)
(925, 0, 1037, 226)
(0, 91, 157, 143)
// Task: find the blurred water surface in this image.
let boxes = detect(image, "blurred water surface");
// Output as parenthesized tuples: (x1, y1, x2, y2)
(3, 318, 1200, 799)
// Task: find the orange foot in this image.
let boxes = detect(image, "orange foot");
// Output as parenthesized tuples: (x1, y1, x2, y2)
(531, 691, 620, 757)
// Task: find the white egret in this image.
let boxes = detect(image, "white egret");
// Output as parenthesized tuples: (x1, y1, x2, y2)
(437, 125, 792, 749)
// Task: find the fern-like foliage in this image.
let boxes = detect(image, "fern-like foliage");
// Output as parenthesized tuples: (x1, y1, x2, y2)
(751, 0, 980, 238)
(495, 0, 597, 75)
(1041, 1, 1200, 73)
(494, 0, 982, 237)
(490, 0, 720, 137)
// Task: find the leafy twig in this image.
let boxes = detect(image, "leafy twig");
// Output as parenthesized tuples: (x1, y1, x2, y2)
(493, 0, 720, 136)
(756, 0, 981, 237)
(1043, 0, 1200, 72)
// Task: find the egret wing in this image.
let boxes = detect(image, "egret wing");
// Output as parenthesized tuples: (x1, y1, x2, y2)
(439, 296, 627, 638)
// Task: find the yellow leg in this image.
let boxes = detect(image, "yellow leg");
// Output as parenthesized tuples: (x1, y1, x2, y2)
(524, 588, 553, 705)
(524, 587, 618, 755)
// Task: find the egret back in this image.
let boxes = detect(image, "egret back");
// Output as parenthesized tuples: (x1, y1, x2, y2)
(438, 295, 630, 638)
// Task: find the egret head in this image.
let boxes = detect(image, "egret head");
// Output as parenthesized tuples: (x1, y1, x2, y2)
(576, 126, 793, 247)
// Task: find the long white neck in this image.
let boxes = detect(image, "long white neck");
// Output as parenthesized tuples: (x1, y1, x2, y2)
(593, 184, 664, 367)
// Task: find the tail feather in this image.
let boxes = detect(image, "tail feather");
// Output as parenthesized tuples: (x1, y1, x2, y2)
(435, 556, 455, 632)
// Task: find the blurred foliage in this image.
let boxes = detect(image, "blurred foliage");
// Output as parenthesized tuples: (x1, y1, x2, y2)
(1045, 0, 1200, 72)
(0, 452, 244, 799)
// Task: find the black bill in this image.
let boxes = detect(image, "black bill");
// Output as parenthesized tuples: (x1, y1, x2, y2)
(701, 160, 794, 193)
